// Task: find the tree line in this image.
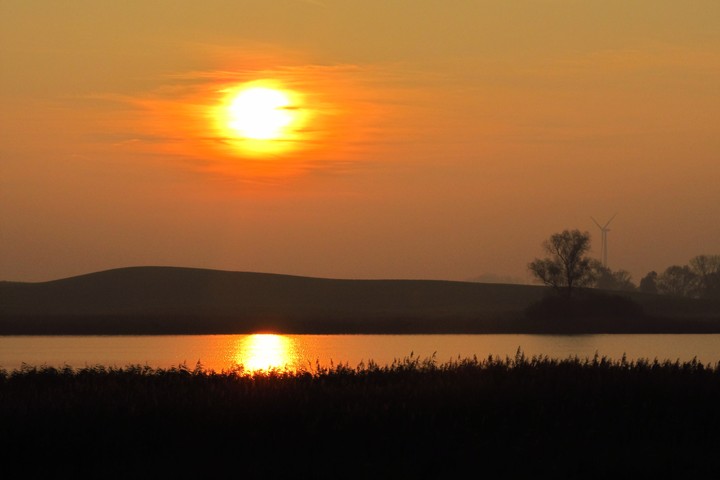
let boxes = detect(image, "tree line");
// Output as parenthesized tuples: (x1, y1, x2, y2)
(528, 229, 720, 300)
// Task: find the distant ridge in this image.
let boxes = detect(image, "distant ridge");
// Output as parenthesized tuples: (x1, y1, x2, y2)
(0, 266, 545, 334)
(1, 266, 719, 334)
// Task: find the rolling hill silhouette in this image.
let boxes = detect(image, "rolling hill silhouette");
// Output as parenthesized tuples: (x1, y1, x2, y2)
(1, 266, 719, 334)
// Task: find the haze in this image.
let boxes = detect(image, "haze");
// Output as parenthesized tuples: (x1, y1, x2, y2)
(2, 1, 719, 284)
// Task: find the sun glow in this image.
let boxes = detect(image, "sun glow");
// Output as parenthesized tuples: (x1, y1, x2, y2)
(131, 67, 381, 179)
(214, 81, 307, 156)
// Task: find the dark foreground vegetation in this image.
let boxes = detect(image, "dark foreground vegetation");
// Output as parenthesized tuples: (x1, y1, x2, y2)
(2, 354, 719, 478)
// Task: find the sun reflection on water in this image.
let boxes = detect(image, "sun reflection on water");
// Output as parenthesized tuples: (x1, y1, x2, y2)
(234, 334, 298, 373)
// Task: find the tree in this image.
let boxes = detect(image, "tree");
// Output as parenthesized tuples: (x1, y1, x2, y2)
(638, 271, 658, 294)
(594, 265, 636, 292)
(528, 229, 597, 297)
(688, 254, 720, 299)
(656, 265, 697, 297)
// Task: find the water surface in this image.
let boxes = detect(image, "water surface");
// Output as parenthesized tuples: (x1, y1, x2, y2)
(1, 334, 719, 373)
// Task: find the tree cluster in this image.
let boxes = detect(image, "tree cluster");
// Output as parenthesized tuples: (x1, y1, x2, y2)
(639, 255, 720, 299)
(527, 229, 637, 296)
(528, 229, 719, 300)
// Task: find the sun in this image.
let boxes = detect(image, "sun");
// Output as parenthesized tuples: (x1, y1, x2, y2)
(227, 87, 294, 140)
(211, 81, 309, 157)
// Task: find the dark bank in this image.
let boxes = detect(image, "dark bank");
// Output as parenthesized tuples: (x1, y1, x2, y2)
(2, 267, 719, 335)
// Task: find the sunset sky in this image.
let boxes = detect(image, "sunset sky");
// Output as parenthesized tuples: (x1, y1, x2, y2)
(2, 0, 719, 284)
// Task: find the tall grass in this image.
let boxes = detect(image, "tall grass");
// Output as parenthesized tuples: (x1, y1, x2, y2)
(1, 352, 719, 477)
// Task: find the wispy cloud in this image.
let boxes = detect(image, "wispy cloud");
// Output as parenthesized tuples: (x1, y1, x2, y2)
(88, 60, 419, 183)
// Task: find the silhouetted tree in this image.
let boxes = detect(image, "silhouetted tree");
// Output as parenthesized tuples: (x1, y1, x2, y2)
(638, 271, 658, 294)
(688, 254, 720, 299)
(656, 265, 697, 297)
(528, 229, 597, 297)
(594, 265, 636, 292)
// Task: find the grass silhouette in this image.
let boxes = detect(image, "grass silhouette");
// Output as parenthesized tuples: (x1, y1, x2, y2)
(1, 352, 719, 477)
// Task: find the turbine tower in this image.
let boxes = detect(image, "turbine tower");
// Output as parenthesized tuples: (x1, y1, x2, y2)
(591, 213, 617, 268)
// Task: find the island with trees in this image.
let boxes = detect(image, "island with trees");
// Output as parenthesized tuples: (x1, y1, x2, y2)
(524, 228, 719, 331)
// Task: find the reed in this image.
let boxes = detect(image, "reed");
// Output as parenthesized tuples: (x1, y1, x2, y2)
(1, 352, 719, 477)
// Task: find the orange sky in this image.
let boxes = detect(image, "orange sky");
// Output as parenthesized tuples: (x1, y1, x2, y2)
(2, 1, 719, 284)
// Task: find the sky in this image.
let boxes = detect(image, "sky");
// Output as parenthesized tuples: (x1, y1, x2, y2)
(2, 0, 719, 284)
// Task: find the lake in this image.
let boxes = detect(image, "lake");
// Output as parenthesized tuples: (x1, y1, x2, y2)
(2, 333, 720, 373)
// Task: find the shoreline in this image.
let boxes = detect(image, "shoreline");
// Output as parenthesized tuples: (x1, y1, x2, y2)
(2, 314, 720, 335)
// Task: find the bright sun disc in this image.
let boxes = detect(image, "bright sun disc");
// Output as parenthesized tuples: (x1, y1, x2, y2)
(227, 87, 294, 140)
(212, 80, 311, 157)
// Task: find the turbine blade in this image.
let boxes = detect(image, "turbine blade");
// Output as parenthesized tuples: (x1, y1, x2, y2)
(591, 217, 602, 228)
(604, 212, 618, 228)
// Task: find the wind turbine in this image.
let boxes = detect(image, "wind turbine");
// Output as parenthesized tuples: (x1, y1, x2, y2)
(591, 213, 617, 268)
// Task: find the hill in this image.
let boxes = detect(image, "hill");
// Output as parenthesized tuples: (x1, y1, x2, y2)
(1, 266, 719, 334)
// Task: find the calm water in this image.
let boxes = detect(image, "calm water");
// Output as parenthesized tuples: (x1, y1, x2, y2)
(1, 334, 720, 373)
